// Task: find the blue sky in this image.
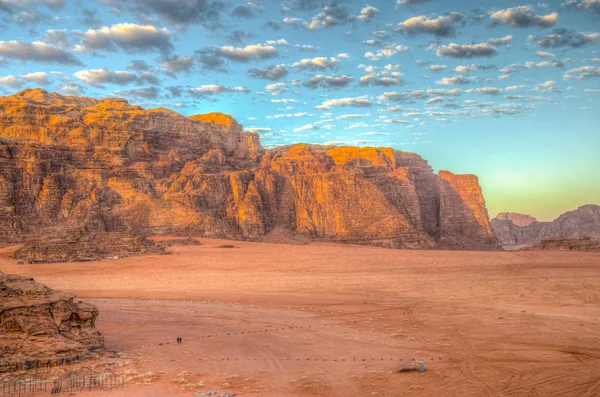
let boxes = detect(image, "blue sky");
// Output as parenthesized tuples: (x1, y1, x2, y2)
(0, 0, 599, 220)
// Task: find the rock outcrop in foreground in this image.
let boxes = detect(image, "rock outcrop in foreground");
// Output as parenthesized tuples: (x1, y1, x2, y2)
(0, 89, 498, 250)
(13, 232, 166, 263)
(0, 272, 104, 371)
(491, 205, 600, 247)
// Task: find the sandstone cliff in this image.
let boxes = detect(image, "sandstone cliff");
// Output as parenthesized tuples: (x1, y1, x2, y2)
(491, 205, 600, 247)
(0, 89, 498, 250)
(0, 272, 104, 372)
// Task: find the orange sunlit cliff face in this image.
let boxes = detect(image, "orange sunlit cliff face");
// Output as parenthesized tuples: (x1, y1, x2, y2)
(0, 89, 498, 250)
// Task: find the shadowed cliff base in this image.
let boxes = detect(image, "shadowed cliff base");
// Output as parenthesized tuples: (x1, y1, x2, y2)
(0, 89, 498, 251)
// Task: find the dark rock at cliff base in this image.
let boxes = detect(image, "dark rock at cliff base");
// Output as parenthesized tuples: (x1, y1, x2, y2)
(521, 236, 600, 252)
(13, 232, 166, 263)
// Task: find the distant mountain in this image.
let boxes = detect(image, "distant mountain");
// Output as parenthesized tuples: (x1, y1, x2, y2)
(494, 212, 537, 227)
(491, 205, 600, 247)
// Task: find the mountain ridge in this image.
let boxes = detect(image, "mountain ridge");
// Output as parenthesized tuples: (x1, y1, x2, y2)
(0, 89, 498, 250)
(491, 204, 600, 247)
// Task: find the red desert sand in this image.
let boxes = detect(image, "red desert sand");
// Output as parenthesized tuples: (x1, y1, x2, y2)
(1, 238, 599, 396)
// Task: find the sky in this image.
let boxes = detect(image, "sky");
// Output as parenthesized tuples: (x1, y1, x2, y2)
(0, 0, 599, 221)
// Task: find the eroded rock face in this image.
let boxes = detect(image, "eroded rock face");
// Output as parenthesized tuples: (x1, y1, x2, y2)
(13, 232, 166, 263)
(0, 272, 104, 371)
(491, 205, 600, 247)
(522, 237, 600, 252)
(0, 89, 498, 250)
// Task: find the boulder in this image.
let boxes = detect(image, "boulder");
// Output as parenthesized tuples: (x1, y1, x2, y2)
(0, 272, 104, 372)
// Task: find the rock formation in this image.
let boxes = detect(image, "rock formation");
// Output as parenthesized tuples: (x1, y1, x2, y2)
(522, 236, 600, 252)
(0, 272, 104, 372)
(13, 232, 166, 263)
(494, 212, 537, 227)
(491, 205, 600, 247)
(0, 89, 498, 250)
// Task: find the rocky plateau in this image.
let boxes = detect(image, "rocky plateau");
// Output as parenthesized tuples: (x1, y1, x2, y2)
(0, 89, 498, 251)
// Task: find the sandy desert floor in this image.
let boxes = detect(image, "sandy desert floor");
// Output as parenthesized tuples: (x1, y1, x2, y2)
(1, 238, 600, 397)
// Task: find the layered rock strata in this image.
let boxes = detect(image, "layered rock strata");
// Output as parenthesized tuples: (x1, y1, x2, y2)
(0, 272, 104, 372)
(13, 232, 166, 263)
(522, 237, 600, 252)
(0, 89, 498, 250)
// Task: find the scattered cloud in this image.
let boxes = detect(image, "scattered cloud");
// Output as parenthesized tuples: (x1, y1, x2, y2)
(292, 56, 338, 70)
(101, 0, 225, 29)
(435, 42, 498, 58)
(316, 96, 372, 110)
(73, 23, 172, 54)
(428, 64, 447, 72)
(23, 71, 50, 85)
(356, 5, 378, 21)
(74, 68, 157, 87)
(293, 124, 318, 132)
(426, 97, 444, 105)
(0, 75, 24, 89)
(0, 40, 82, 65)
(215, 43, 278, 61)
(189, 85, 250, 97)
(303, 4, 350, 31)
(114, 87, 160, 99)
(395, 13, 464, 37)
(436, 75, 471, 85)
(303, 74, 354, 89)
(359, 75, 404, 86)
(466, 87, 503, 95)
(563, 66, 600, 80)
(490, 6, 558, 28)
(563, 0, 600, 14)
(265, 82, 289, 96)
(160, 55, 194, 76)
(536, 28, 599, 48)
(536, 51, 555, 58)
(248, 64, 289, 81)
(232, 2, 262, 19)
(486, 35, 513, 46)
(365, 44, 410, 61)
(397, 0, 433, 6)
(427, 88, 461, 96)
(378, 90, 427, 103)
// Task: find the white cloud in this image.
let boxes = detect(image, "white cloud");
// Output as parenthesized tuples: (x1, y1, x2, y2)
(74, 23, 172, 54)
(364, 44, 409, 61)
(293, 124, 318, 133)
(316, 96, 372, 110)
(189, 85, 249, 96)
(292, 56, 338, 70)
(490, 6, 558, 28)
